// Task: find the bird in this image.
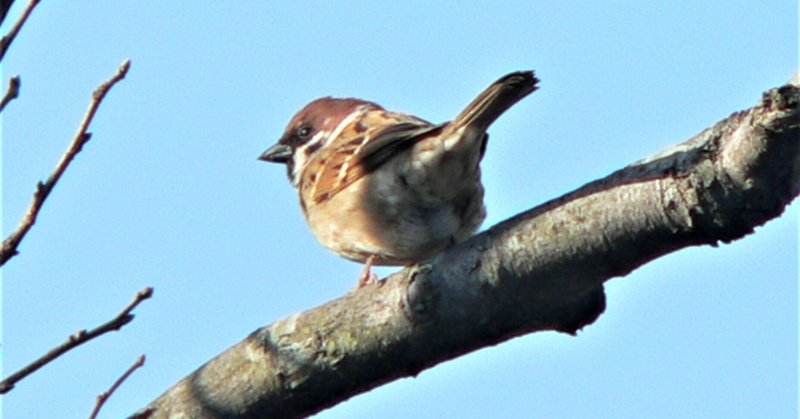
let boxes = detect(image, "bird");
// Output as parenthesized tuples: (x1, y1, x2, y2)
(260, 71, 538, 286)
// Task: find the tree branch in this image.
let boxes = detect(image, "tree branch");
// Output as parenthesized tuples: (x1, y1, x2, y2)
(90, 355, 147, 419)
(0, 0, 16, 28)
(0, 74, 20, 113)
(0, 287, 153, 394)
(0, 0, 38, 63)
(135, 79, 799, 418)
(0, 58, 131, 267)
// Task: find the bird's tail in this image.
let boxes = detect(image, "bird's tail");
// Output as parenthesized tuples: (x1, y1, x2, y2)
(451, 71, 539, 133)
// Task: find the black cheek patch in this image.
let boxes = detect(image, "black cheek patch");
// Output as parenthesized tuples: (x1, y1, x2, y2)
(305, 140, 322, 156)
(285, 160, 295, 182)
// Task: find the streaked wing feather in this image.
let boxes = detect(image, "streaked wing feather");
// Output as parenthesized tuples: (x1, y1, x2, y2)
(312, 121, 441, 204)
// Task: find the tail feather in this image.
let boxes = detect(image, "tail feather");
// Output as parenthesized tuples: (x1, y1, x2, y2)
(451, 71, 539, 132)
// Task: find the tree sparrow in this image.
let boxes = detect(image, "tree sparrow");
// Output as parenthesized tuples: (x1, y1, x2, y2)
(261, 71, 538, 284)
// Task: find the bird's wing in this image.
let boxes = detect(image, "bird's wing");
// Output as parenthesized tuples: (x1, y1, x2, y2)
(310, 116, 442, 204)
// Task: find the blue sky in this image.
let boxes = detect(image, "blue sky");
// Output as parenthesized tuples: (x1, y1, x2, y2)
(1, 2, 797, 418)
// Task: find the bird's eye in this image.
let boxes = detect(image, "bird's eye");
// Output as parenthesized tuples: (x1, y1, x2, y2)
(297, 125, 311, 140)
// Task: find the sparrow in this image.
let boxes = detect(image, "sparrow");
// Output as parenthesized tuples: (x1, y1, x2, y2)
(260, 71, 538, 285)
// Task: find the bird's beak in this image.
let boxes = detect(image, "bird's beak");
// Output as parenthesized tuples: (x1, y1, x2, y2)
(259, 143, 292, 163)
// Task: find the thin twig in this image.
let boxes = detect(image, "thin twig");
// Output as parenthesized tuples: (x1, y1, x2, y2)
(0, 74, 20, 112)
(0, 59, 131, 267)
(0, 286, 153, 394)
(89, 355, 146, 419)
(0, 0, 17, 28)
(0, 0, 38, 63)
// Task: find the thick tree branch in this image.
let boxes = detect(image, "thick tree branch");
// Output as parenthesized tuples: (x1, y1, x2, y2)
(0, 59, 131, 266)
(136, 79, 799, 418)
(0, 287, 153, 394)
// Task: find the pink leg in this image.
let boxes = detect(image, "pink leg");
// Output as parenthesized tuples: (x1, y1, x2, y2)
(358, 255, 378, 288)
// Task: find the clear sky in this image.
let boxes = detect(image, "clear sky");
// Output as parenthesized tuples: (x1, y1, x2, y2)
(1, 2, 797, 418)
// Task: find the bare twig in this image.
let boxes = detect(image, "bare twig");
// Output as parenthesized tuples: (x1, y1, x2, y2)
(0, 59, 131, 267)
(89, 355, 146, 419)
(0, 1, 16, 28)
(0, 0, 38, 63)
(0, 286, 153, 394)
(0, 74, 20, 112)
